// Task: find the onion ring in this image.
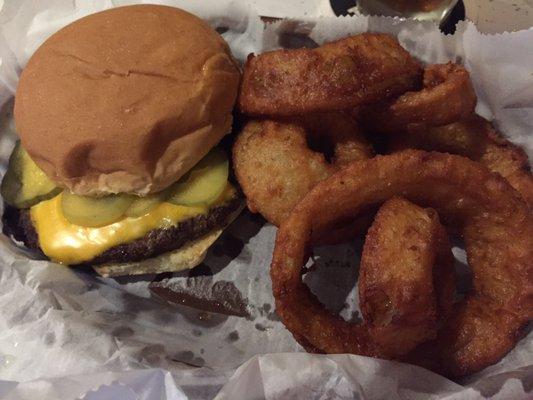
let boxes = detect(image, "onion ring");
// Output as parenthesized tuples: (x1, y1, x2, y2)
(233, 113, 373, 227)
(270, 150, 532, 377)
(239, 33, 422, 116)
(359, 196, 455, 357)
(389, 114, 533, 207)
(362, 63, 477, 132)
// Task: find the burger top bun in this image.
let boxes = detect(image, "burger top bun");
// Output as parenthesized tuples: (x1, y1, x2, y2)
(14, 5, 240, 195)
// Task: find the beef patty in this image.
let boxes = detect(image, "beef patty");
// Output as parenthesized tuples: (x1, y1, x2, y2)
(2, 193, 242, 266)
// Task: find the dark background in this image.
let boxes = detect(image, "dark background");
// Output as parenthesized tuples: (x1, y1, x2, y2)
(330, 0, 465, 33)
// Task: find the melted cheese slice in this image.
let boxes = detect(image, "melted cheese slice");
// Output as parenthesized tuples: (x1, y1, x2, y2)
(30, 185, 235, 265)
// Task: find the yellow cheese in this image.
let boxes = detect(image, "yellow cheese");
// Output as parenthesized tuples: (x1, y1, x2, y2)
(30, 185, 235, 265)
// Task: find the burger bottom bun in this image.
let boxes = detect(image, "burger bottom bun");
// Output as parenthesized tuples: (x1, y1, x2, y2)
(92, 205, 243, 277)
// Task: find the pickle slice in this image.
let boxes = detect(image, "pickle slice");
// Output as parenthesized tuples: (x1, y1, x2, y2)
(1, 142, 60, 208)
(61, 191, 135, 227)
(167, 147, 229, 207)
(125, 192, 167, 218)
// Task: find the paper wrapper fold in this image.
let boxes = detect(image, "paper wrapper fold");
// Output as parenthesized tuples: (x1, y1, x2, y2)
(0, 1, 531, 399)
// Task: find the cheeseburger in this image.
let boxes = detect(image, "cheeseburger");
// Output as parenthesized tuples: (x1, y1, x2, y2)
(1, 5, 243, 276)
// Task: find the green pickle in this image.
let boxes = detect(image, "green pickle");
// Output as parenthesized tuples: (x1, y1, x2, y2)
(125, 192, 167, 218)
(61, 191, 135, 228)
(167, 147, 229, 207)
(1, 142, 60, 208)
(1, 142, 230, 226)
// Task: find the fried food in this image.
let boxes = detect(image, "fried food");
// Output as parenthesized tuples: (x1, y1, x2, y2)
(233, 113, 373, 227)
(303, 113, 375, 167)
(362, 63, 476, 132)
(359, 197, 455, 357)
(270, 150, 532, 377)
(235, 31, 532, 377)
(389, 114, 533, 207)
(239, 33, 422, 116)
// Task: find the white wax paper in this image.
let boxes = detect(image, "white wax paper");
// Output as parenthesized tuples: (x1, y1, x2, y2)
(0, 1, 532, 399)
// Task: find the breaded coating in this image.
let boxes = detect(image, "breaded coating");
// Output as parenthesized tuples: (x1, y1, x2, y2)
(359, 197, 455, 357)
(239, 33, 422, 116)
(271, 150, 532, 377)
(362, 63, 477, 131)
(389, 114, 533, 207)
(233, 114, 373, 227)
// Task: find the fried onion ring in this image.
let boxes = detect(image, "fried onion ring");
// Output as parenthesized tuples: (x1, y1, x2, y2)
(271, 150, 532, 377)
(239, 33, 422, 116)
(359, 197, 455, 357)
(362, 63, 477, 132)
(233, 113, 373, 227)
(389, 114, 533, 207)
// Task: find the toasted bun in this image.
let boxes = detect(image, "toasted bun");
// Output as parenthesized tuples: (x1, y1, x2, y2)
(14, 5, 240, 195)
(92, 228, 223, 277)
(92, 202, 243, 277)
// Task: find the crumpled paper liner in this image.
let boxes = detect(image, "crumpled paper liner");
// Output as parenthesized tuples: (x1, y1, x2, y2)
(0, 1, 531, 399)
(464, 0, 533, 34)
